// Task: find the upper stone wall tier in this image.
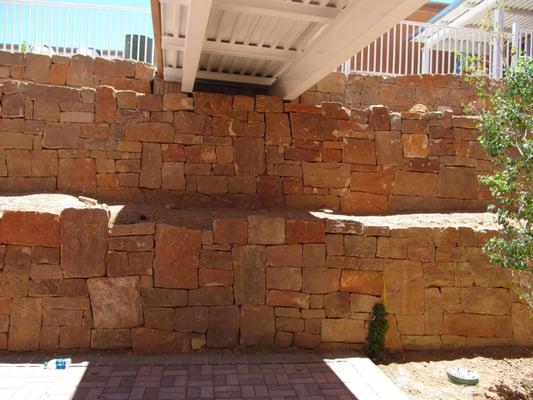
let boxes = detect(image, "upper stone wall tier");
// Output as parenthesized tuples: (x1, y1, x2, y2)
(0, 51, 154, 94)
(0, 51, 477, 113)
(300, 72, 477, 113)
(0, 79, 491, 214)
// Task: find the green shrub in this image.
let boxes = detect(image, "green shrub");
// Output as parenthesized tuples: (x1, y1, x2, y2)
(364, 303, 388, 357)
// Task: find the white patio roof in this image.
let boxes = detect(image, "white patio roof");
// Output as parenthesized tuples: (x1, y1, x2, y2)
(154, 0, 425, 99)
(431, 0, 533, 31)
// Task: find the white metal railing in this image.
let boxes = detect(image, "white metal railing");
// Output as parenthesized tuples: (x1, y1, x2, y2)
(0, 0, 154, 63)
(340, 20, 533, 78)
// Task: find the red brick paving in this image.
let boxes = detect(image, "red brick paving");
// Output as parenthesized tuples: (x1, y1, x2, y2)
(0, 352, 357, 399)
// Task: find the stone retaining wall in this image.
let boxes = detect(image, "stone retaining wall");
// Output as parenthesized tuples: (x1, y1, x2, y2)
(302, 73, 477, 113)
(0, 51, 154, 93)
(0, 79, 490, 214)
(0, 51, 475, 113)
(0, 195, 531, 352)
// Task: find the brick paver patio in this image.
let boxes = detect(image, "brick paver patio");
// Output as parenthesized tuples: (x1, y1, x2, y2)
(0, 352, 369, 400)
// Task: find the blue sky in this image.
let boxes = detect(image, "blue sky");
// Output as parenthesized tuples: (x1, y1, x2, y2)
(0, 0, 153, 52)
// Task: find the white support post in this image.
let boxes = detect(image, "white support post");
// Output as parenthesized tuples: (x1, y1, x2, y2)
(271, 0, 426, 99)
(421, 45, 430, 73)
(491, 6, 504, 78)
(181, 0, 213, 93)
(511, 21, 520, 67)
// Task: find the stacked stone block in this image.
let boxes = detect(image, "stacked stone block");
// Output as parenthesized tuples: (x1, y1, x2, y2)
(0, 51, 153, 93)
(1, 78, 491, 214)
(302, 72, 477, 113)
(0, 199, 531, 352)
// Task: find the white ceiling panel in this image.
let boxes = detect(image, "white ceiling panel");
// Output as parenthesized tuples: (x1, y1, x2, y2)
(158, 0, 425, 98)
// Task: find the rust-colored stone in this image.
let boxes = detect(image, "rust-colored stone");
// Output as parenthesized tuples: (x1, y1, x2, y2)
(8, 298, 42, 351)
(302, 268, 340, 294)
(241, 305, 275, 346)
(87, 276, 143, 328)
(207, 306, 239, 348)
(285, 219, 325, 244)
(340, 270, 383, 296)
(91, 328, 132, 349)
(95, 86, 116, 123)
(60, 207, 108, 278)
(266, 267, 302, 291)
(234, 137, 265, 176)
(248, 216, 285, 245)
(175, 306, 207, 333)
(154, 224, 201, 289)
(384, 260, 425, 314)
(0, 211, 59, 247)
(321, 319, 364, 343)
(132, 328, 191, 352)
(58, 158, 97, 195)
(233, 245, 266, 305)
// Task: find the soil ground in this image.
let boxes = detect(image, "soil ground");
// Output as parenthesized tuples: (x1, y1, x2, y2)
(377, 347, 533, 400)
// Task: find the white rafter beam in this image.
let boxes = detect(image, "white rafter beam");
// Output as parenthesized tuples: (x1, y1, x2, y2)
(164, 67, 275, 85)
(271, 0, 426, 100)
(162, 36, 299, 62)
(204, 41, 299, 62)
(181, 0, 213, 92)
(507, 8, 533, 19)
(213, 0, 341, 23)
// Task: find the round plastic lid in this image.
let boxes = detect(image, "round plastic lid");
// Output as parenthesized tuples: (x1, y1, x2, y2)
(446, 367, 480, 385)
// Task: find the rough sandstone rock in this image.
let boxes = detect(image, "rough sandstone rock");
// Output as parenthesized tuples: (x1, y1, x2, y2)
(0, 211, 59, 247)
(267, 290, 310, 309)
(132, 328, 190, 353)
(207, 306, 239, 349)
(154, 224, 201, 289)
(444, 314, 496, 338)
(248, 216, 285, 245)
(302, 269, 340, 294)
(8, 298, 42, 351)
(241, 305, 275, 346)
(91, 328, 132, 349)
(174, 306, 208, 333)
(213, 218, 248, 244)
(60, 207, 108, 278)
(384, 260, 425, 314)
(266, 267, 302, 291)
(340, 270, 383, 296)
(95, 86, 116, 123)
(233, 245, 266, 305)
(461, 287, 511, 315)
(321, 319, 365, 343)
(285, 219, 325, 244)
(87, 276, 143, 328)
(234, 137, 265, 176)
(302, 162, 351, 188)
(57, 158, 97, 195)
(140, 143, 162, 189)
(141, 288, 187, 307)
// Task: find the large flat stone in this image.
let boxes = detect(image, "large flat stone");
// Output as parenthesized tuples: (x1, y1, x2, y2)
(207, 306, 239, 349)
(87, 276, 143, 329)
(302, 162, 350, 188)
(384, 260, 425, 314)
(233, 245, 266, 305)
(132, 328, 191, 353)
(321, 319, 365, 343)
(8, 298, 42, 351)
(241, 305, 275, 346)
(154, 224, 201, 289)
(461, 287, 510, 315)
(60, 207, 108, 278)
(0, 211, 60, 247)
